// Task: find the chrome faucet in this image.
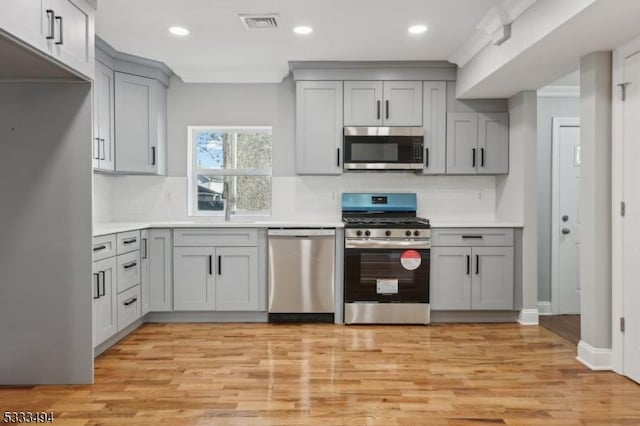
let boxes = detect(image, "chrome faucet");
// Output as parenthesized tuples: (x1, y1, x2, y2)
(222, 179, 234, 221)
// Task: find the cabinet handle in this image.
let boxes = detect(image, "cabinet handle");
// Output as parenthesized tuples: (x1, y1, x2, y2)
(462, 235, 483, 239)
(100, 139, 106, 160)
(472, 148, 476, 168)
(142, 238, 148, 259)
(481, 148, 485, 168)
(218, 255, 222, 275)
(46, 10, 55, 40)
(385, 100, 389, 120)
(466, 255, 470, 275)
(123, 261, 137, 269)
(476, 255, 480, 275)
(122, 238, 137, 245)
(94, 137, 100, 160)
(377, 100, 381, 120)
(151, 146, 156, 166)
(93, 273, 100, 300)
(99, 271, 106, 297)
(124, 297, 137, 306)
(425, 148, 430, 168)
(55, 16, 63, 45)
(93, 244, 106, 252)
(208, 255, 213, 275)
(337, 148, 341, 167)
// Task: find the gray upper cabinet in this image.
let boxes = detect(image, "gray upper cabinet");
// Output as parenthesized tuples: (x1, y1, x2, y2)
(93, 60, 115, 171)
(215, 247, 259, 311)
(446, 113, 478, 174)
(343, 81, 422, 126)
(421, 81, 447, 175)
(0, 0, 95, 79)
(148, 229, 173, 312)
(478, 113, 509, 175)
(173, 247, 216, 311)
(114, 72, 166, 174)
(296, 81, 343, 175)
(446, 112, 509, 175)
(472, 246, 514, 310)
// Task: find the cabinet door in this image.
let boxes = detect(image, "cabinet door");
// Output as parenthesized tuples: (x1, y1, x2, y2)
(471, 247, 514, 310)
(446, 112, 478, 174)
(478, 113, 509, 175)
(382, 81, 422, 126)
(50, 0, 94, 79)
(430, 247, 472, 310)
(344, 81, 383, 126)
(94, 61, 115, 171)
(422, 82, 447, 175)
(140, 230, 150, 315)
(173, 247, 215, 310)
(115, 72, 157, 174)
(215, 247, 259, 311)
(0, 0, 52, 55)
(93, 257, 117, 347)
(296, 81, 343, 175)
(149, 229, 173, 312)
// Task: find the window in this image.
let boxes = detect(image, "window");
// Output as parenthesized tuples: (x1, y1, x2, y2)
(188, 126, 272, 216)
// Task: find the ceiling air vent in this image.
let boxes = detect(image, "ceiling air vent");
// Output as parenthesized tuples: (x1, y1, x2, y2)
(239, 14, 281, 31)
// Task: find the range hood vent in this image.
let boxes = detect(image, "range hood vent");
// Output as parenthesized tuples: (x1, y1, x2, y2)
(239, 14, 281, 31)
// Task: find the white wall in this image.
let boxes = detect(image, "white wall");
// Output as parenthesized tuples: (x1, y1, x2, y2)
(95, 76, 497, 223)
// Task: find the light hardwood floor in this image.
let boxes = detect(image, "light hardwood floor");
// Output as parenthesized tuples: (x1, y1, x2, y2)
(2, 323, 640, 425)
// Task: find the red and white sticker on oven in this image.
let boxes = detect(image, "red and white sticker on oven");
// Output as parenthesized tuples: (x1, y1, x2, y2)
(400, 250, 422, 271)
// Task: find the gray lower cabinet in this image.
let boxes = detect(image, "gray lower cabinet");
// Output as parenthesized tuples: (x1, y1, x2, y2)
(148, 229, 173, 312)
(215, 246, 259, 311)
(140, 230, 150, 315)
(431, 242, 514, 310)
(173, 247, 216, 310)
(92, 256, 117, 347)
(295, 81, 343, 175)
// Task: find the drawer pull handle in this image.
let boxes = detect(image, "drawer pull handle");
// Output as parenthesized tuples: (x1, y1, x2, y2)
(93, 245, 107, 252)
(462, 235, 483, 239)
(124, 297, 137, 306)
(123, 238, 137, 244)
(123, 261, 137, 269)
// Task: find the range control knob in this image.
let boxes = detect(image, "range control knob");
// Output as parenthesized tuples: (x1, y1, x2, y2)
(405, 230, 412, 237)
(364, 230, 371, 237)
(385, 230, 392, 237)
(414, 230, 420, 236)
(356, 230, 363, 237)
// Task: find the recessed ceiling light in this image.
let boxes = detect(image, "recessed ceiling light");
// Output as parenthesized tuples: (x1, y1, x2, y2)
(293, 26, 313, 35)
(169, 26, 189, 36)
(408, 25, 428, 35)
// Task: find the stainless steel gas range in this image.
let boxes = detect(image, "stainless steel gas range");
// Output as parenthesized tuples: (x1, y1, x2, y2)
(342, 193, 430, 324)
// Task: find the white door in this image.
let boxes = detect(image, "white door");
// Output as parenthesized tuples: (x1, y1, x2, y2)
(623, 51, 640, 384)
(552, 118, 581, 314)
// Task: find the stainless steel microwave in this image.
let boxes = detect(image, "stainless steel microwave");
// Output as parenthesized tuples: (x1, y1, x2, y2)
(343, 127, 424, 171)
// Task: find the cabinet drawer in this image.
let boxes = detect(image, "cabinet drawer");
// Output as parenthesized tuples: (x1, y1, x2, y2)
(117, 250, 141, 293)
(173, 228, 258, 247)
(431, 228, 513, 247)
(117, 230, 141, 254)
(93, 234, 117, 261)
(117, 284, 141, 332)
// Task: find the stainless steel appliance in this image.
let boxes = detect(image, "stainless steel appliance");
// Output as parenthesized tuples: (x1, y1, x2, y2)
(267, 229, 335, 322)
(343, 127, 424, 171)
(342, 193, 430, 324)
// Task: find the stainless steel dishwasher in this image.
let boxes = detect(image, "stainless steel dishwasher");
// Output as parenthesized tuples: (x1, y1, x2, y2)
(267, 229, 335, 322)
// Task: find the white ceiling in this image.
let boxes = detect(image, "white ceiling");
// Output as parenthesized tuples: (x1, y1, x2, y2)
(96, 0, 501, 83)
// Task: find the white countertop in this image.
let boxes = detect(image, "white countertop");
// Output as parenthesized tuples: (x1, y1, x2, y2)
(430, 221, 524, 228)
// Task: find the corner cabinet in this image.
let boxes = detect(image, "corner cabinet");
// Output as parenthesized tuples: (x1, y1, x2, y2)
(114, 72, 167, 174)
(446, 112, 509, 175)
(295, 81, 343, 175)
(343, 81, 422, 127)
(0, 0, 95, 79)
(430, 228, 514, 310)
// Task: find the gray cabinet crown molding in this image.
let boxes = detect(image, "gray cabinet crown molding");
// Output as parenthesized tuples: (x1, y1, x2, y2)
(289, 61, 457, 82)
(96, 36, 173, 86)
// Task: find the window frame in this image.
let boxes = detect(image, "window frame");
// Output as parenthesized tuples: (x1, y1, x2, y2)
(187, 125, 273, 217)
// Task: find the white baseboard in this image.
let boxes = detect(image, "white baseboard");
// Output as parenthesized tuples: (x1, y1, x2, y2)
(576, 340, 613, 370)
(518, 308, 539, 325)
(537, 301, 552, 315)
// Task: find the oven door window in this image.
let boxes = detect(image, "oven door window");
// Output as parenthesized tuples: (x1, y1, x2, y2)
(344, 136, 421, 164)
(344, 248, 430, 303)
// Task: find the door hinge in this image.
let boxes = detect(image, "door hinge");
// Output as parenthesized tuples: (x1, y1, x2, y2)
(618, 82, 631, 101)
(621, 201, 626, 217)
(621, 317, 626, 332)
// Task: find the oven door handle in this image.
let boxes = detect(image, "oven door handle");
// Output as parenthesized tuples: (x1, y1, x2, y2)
(345, 239, 431, 249)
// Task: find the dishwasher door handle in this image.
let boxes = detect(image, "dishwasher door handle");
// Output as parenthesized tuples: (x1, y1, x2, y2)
(268, 229, 336, 237)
